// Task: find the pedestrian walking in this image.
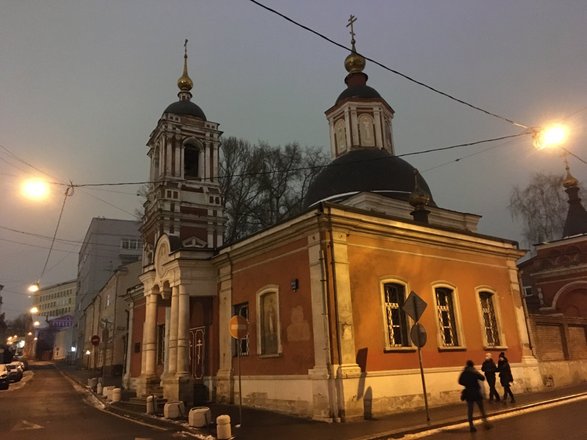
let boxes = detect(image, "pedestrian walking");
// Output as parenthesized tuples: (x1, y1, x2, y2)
(458, 360, 491, 432)
(481, 353, 500, 402)
(497, 352, 515, 403)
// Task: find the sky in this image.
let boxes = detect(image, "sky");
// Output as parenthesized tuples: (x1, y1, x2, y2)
(1, 0, 586, 319)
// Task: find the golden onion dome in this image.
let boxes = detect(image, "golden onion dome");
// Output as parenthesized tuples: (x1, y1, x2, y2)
(177, 39, 193, 93)
(563, 167, 579, 188)
(344, 50, 366, 74)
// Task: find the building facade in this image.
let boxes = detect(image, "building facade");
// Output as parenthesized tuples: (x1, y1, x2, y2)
(74, 217, 141, 362)
(519, 165, 587, 387)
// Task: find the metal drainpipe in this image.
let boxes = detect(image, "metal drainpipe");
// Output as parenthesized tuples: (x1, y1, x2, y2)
(316, 209, 341, 422)
(325, 205, 343, 421)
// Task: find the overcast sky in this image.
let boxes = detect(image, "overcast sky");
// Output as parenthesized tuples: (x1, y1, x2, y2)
(1, 0, 586, 319)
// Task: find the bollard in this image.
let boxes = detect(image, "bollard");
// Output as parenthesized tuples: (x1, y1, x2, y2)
(188, 407, 211, 428)
(146, 395, 155, 415)
(163, 401, 184, 419)
(216, 414, 231, 440)
(96, 382, 103, 395)
(111, 388, 121, 403)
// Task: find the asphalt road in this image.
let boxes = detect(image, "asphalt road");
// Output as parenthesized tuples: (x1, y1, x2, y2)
(410, 395, 587, 440)
(0, 363, 194, 440)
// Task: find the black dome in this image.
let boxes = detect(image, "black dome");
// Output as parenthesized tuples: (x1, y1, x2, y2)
(303, 148, 436, 208)
(336, 85, 382, 105)
(164, 100, 206, 120)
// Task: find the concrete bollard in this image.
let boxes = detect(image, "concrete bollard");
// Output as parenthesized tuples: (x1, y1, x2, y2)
(164, 401, 185, 419)
(216, 414, 231, 440)
(104, 386, 115, 399)
(146, 395, 156, 415)
(96, 382, 103, 395)
(111, 388, 121, 403)
(188, 406, 211, 428)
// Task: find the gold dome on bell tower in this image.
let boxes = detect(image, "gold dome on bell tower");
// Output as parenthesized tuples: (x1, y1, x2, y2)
(177, 39, 193, 99)
(344, 15, 366, 74)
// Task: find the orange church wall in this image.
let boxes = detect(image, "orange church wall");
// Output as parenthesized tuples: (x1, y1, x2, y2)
(229, 236, 315, 376)
(346, 232, 523, 372)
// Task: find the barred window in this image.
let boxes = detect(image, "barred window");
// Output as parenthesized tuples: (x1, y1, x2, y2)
(383, 283, 410, 347)
(479, 291, 500, 347)
(435, 287, 459, 347)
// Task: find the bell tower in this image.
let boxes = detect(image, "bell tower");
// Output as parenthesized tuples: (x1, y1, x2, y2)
(141, 41, 224, 266)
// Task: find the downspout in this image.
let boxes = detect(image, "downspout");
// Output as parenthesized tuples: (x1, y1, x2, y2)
(316, 208, 340, 422)
(325, 205, 344, 421)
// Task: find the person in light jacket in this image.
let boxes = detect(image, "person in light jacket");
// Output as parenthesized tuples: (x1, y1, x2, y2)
(481, 353, 500, 402)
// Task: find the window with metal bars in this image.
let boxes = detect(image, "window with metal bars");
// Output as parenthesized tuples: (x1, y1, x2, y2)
(383, 283, 410, 348)
(479, 291, 500, 347)
(435, 287, 459, 347)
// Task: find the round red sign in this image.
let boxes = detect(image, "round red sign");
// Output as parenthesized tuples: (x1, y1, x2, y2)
(90, 335, 100, 346)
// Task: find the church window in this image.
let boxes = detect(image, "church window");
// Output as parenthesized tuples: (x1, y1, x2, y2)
(232, 303, 249, 356)
(382, 282, 410, 348)
(334, 119, 347, 153)
(257, 288, 281, 356)
(358, 113, 375, 146)
(434, 287, 460, 347)
(479, 291, 501, 347)
(184, 142, 200, 179)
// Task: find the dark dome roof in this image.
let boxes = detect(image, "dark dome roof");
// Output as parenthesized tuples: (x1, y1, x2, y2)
(336, 85, 382, 105)
(164, 100, 206, 120)
(303, 148, 436, 208)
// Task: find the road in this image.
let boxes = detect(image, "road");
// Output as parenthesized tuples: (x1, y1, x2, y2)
(0, 363, 194, 440)
(410, 396, 587, 440)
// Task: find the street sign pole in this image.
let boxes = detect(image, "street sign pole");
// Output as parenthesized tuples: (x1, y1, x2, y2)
(237, 340, 243, 428)
(230, 315, 248, 429)
(403, 292, 430, 424)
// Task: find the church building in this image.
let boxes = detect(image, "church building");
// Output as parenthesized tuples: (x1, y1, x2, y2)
(129, 30, 545, 420)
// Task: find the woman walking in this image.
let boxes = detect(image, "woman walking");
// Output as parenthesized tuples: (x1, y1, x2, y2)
(497, 352, 515, 403)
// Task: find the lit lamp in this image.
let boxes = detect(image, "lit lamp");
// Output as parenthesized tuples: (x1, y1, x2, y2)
(533, 124, 569, 151)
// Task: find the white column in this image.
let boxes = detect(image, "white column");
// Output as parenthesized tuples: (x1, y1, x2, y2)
(167, 286, 179, 376)
(143, 292, 158, 376)
(123, 306, 134, 388)
(176, 285, 190, 375)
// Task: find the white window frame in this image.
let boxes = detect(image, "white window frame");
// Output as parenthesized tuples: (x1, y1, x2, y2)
(380, 279, 413, 350)
(256, 285, 282, 357)
(475, 287, 507, 349)
(432, 283, 465, 350)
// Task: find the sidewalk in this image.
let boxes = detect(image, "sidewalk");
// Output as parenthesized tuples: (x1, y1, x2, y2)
(54, 361, 587, 440)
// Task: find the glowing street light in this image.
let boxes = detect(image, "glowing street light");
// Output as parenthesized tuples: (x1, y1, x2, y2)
(28, 282, 40, 293)
(33, 320, 40, 327)
(533, 123, 569, 150)
(30, 306, 39, 314)
(21, 178, 50, 201)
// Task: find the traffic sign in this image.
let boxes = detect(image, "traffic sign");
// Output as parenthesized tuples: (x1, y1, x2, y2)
(90, 335, 100, 346)
(229, 315, 248, 339)
(410, 323, 427, 347)
(403, 291, 427, 322)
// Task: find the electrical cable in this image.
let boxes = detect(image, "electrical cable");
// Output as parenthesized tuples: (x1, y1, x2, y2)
(247, 0, 530, 129)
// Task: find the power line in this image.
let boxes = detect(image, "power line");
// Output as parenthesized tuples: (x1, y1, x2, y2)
(247, 0, 530, 129)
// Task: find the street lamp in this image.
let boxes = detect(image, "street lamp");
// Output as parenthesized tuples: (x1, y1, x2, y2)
(533, 123, 569, 150)
(21, 178, 50, 201)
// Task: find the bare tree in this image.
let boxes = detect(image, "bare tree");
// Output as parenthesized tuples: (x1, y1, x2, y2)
(219, 137, 328, 243)
(509, 172, 567, 246)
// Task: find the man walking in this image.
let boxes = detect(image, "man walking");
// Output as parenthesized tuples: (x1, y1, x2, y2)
(459, 360, 491, 432)
(481, 353, 500, 402)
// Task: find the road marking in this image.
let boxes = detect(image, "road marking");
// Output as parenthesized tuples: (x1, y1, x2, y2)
(12, 420, 43, 431)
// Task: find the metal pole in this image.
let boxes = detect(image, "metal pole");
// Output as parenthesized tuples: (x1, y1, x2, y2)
(417, 344, 430, 422)
(237, 341, 243, 428)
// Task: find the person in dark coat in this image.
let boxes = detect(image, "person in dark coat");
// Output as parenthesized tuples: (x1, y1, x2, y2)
(458, 360, 490, 432)
(497, 352, 515, 403)
(481, 353, 500, 402)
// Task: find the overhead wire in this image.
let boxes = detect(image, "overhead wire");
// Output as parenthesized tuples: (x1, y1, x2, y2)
(247, 0, 530, 130)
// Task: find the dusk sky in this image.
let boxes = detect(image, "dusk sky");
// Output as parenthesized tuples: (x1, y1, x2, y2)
(1, 0, 586, 319)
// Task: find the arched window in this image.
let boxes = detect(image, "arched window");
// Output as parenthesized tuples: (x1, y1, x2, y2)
(381, 281, 410, 348)
(478, 290, 501, 347)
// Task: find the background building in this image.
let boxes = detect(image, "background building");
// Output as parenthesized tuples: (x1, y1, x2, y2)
(32, 280, 76, 320)
(74, 217, 141, 362)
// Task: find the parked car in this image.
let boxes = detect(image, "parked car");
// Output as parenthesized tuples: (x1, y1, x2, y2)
(0, 364, 9, 390)
(6, 362, 23, 382)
